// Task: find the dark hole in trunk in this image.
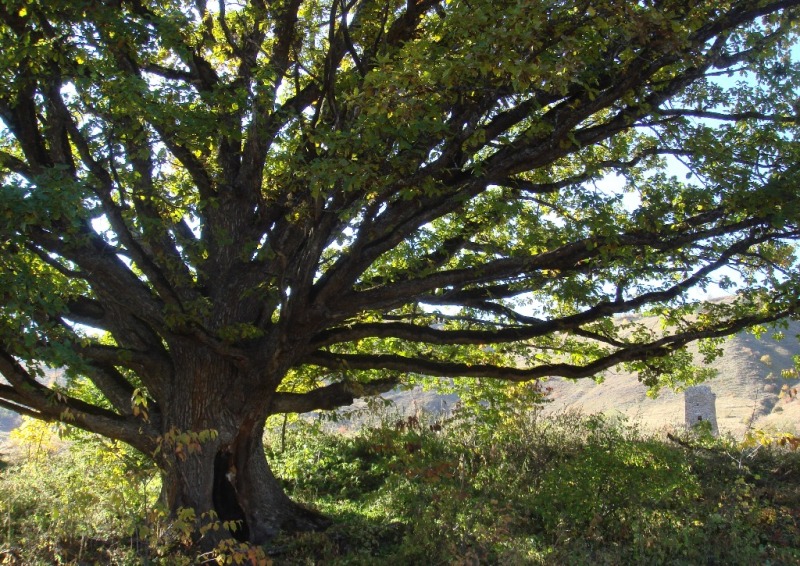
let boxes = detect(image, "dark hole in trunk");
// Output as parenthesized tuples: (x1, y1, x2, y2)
(213, 450, 250, 542)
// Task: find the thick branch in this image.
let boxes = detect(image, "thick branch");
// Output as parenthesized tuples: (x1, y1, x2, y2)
(332, 210, 766, 317)
(0, 350, 158, 451)
(310, 231, 778, 349)
(268, 377, 399, 414)
(306, 307, 795, 382)
(658, 109, 799, 123)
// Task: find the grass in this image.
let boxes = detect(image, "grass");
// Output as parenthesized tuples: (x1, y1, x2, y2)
(1, 405, 799, 565)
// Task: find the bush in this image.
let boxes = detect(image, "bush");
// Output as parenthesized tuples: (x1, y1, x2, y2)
(0, 419, 159, 564)
(266, 407, 800, 565)
(2, 407, 799, 564)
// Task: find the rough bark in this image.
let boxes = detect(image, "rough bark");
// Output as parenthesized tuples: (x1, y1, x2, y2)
(156, 345, 330, 545)
(158, 418, 329, 545)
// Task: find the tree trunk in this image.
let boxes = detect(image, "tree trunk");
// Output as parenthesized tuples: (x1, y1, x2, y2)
(157, 346, 330, 546)
(158, 415, 330, 545)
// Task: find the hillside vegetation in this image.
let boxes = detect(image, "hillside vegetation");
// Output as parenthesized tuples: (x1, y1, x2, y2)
(1, 401, 799, 565)
(542, 319, 800, 437)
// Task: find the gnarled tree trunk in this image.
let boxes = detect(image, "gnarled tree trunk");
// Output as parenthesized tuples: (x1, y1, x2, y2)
(157, 419, 329, 545)
(155, 345, 329, 545)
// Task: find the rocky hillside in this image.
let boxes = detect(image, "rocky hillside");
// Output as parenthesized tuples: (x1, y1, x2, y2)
(0, 408, 18, 441)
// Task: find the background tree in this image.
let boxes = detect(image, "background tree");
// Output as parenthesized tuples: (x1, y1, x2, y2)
(1, 0, 800, 545)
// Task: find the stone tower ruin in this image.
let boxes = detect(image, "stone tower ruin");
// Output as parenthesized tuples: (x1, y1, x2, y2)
(684, 385, 719, 436)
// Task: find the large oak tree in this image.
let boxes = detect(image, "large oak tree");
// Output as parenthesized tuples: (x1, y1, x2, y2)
(2, 0, 800, 544)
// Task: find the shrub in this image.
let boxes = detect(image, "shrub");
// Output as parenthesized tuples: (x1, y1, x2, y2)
(0, 419, 159, 564)
(2, 406, 800, 564)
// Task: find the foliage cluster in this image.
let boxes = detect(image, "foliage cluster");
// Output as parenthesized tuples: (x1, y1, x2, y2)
(2, 402, 799, 565)
(0, 420, 158, 563)
(267, 406, 800, 565)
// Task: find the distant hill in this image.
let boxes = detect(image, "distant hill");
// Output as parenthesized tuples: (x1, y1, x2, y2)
(0, 367, 63, 438)
(540, 319, 800, 437)
(344, 318, 800, 438)
(0, 407, 19, 439)
(3, 323, 799, 440)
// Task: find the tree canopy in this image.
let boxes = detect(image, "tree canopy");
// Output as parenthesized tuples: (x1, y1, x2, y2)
(1, 0, 800, 543)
